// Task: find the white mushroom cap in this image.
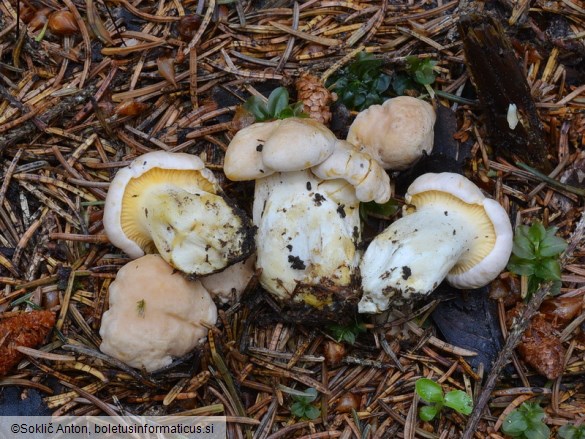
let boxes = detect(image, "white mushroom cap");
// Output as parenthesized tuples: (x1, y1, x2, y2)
(103, 151, 254, 275)
(224, 123, 277, 181)
(406, 173, 514, 288)
(261, 118, 337, 172)
(359, 172, 513, 313)
(224, 118, 338, 180)
(311, 140, 391, 203)
(347, 96, 436, 170)
(199, 254, 256, 304)
(99, 255, 217, 372)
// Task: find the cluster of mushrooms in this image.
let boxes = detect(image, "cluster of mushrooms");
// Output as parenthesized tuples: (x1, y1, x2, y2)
(99, 96, 513, 372)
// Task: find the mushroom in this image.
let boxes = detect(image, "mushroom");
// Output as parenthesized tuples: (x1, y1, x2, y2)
(347, 96, 436, 170)
(103, 151, 254, 276)
(359, 172, 513, 314)
(199, 254, 256, 304)
(99, 254, 217, 372)
(224, 118, 391, 309)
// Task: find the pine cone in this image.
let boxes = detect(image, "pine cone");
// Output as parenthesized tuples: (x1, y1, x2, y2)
(295, 73, 333, 125)
(0, 310, 56, 376)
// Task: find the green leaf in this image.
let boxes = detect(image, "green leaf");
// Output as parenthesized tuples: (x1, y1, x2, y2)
(534, 258, 562, 281)
(524, 422, 550, 439)
(558, 425, 577, 439)
(419, 405, 440, 421)
(502, 410, 529, 436)
(303, 405, 321, 420)
(415, 378, 444, 404)
(360, 199, 400, 219)
(290, 401, 308, 418)
(328, 321, 366, 345)
(528, 222, 547, 246)
(558, 424, 585, 439)
(521, 403, 545, 422)
(507, 255, 536, 276)
(267, 87, 290, 117)
(443, 390, 473, 415)
(539, 235, 567, 257)
(243, 96, 269, 121)
(414, 67, 435, 86)
(297, 387, 318, 403)
(373, 74, 391, 93)
(392, 74, 416, 95)
(512, 233, 537, 260)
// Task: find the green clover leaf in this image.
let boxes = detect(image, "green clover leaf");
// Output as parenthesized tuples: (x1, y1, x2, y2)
(443, 390, 473, 415)
(415, 378, 444, 404)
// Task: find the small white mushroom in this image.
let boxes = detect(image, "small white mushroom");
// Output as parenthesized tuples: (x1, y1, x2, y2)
(347, 96, 436, 170)
(103, 151, 254, 276)
(99, 255, 217, 372)
(199, 254, 256, 304)
(359, 172, 513, 314)
(224, 118, 391, 307)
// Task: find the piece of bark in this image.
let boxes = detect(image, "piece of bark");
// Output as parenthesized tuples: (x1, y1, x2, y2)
(0, 311, 56, 376)
(459, 14, 554, 172)
(431, 286, 503, 374)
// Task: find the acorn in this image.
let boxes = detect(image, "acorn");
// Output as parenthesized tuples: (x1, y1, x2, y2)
(48, 10, 78, 36)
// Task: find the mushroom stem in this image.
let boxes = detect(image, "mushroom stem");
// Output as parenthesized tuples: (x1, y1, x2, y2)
(253, 170, 361, 304)
(137, 185, 252, 275)
(359, 205, 476, 314)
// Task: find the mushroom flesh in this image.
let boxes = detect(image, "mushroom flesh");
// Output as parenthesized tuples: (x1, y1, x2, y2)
(359, 172, 513, 313)
(103, 151, 254, 276)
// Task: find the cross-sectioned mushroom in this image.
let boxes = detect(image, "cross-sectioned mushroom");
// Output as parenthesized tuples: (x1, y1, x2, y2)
(103, 151, 254, 276)
(224, 118, 391, 313)
(347, 96, 436, 170)
(359, 172, 513, 313)
(99, 254, 217, 372)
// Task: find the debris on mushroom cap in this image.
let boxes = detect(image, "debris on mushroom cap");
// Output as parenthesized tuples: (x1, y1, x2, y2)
(224, 118, 392, 312)
(200, 254, 256, 304)
(359, 172, 513, 314)
(103, 151, 255, 276)
(347, 96, 436, 170)
(99, 254, 217, 372)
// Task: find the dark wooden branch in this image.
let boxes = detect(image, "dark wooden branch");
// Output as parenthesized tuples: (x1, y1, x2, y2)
(459, 14, 554, 172)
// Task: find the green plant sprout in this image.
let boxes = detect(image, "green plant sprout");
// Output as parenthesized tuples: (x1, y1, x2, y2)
(507, 222, 567, 298)
(415, 378, 473, 421)
(326, 52, 391, 111)
(392, 56, 438, 97)
(243, 87, 307, 122)
(502, 402, 550, 439)
(558, 423, 585, 439)
(290, 387, 321, 420)
(359, 199, 400, 221)
(327, 320, 366, 345)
